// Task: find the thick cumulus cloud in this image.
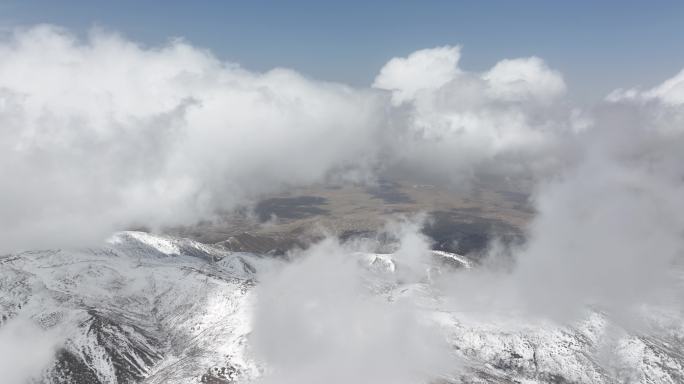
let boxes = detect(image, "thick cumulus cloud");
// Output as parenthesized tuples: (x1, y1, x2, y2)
(515, 69, 684, 319)
(374, 46, 566, 105)
(482, 57, 566, 102)
(374, 46, 576, 183)
(438, 69, 684, 321)
(2, 25, 683, 324)
(0, 28, 578, 252)
(0, 26, 385, 252)
(373, 46, 463, 105)
(372, 46, 684, 320)
(249, 224, 454, 384)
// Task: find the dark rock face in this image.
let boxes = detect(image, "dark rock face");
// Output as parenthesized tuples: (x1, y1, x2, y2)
(200, 365, 238, 383)
(40, 291, 174, 384)
(49, 349, 101, 384)
(87, 310, 164, 383)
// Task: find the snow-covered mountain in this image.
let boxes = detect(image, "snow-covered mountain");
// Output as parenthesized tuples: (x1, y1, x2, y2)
(1, 232, 682, 383)
(1, 232, 261, 384)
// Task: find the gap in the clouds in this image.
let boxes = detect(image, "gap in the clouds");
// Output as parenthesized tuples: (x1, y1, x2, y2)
(163, 176, 532, 261)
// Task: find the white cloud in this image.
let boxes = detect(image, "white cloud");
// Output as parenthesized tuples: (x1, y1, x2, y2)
(438, 70, 684, 321)
(647, 68, 684, 105)
(0, 25, 386, 252)
(250, 232, 454, 384)
(0, 315, 65, 383)
(372, 46, 461, 105)
(3, 26, 684, 327)
(0, 29, 577, 252)
(607, 68, 684, 106)
(375, 46, 574, 182)
(482, 56, 566, 102)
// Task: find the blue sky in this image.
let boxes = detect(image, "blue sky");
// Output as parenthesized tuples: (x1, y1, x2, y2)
(1, 0, 683, 100)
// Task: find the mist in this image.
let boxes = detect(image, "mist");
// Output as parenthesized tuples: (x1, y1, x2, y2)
(435, 86, 684, 321)
(0, 314, 65, 383)
(249, 222, 455, 384)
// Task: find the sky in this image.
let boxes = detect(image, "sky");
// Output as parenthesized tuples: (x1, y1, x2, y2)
(1, 0, 683, 101)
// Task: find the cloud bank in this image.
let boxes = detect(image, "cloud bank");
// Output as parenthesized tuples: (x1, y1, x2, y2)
(0, 26, 385, 252)
(374, 46, 577, 183)
(250, 234, 454, 384)
(0, 28, 580, 252)
(1, 25, 683, 321)
(435, 70, 684, 321)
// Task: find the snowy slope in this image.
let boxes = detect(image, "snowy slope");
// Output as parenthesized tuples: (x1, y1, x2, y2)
(0, 232, 261, 384)
(1, 232, 683, 383)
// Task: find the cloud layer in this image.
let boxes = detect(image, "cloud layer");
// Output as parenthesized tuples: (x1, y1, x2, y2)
(0, 28, 581, 252)
(1, 26, 683, 323)
(0, 26, 385, 251)
(250, 234, 454, 384)
(374, 46, 577, 183)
